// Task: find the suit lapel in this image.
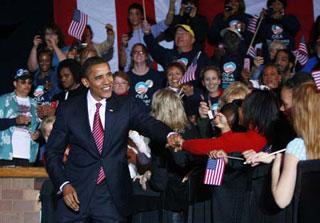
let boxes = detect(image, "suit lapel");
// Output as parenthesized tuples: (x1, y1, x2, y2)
(77, 95, 100, 158)
(102, 96, 119, 156)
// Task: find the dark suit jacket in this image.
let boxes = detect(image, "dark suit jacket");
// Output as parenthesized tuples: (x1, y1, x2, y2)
(45, 93, 171, 217)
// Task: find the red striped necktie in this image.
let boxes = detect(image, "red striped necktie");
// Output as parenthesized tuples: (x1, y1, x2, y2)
(92, 102, 106, 184)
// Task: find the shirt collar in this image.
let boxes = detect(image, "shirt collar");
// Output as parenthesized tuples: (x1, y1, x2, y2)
(87, 90, 106, 108)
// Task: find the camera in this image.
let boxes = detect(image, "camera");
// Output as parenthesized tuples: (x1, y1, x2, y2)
(225, 4, 233, 12)
(184, 4, 193, 15)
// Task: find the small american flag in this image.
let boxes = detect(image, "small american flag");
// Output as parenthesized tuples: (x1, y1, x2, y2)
(248, 15, 259, 34)
(68, 9, 88, 40)
(312, 70, 320, 90)
(179, 51, 202, 84)
(203, 158, 225, 186)
(293, 37, 309, 66)
(247, 45, 256, 58)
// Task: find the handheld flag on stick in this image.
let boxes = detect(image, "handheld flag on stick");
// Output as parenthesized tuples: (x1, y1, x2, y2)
(248, 15, 259, 34)
(293, 37, 309, 66)
(179, 51, 202, 84)
(203, 158, 225, 186)
(312, 70, 320, 90)
(68, 9, 88, 40)
(246, 14, 263, 56)
(247, 45, 256, 58)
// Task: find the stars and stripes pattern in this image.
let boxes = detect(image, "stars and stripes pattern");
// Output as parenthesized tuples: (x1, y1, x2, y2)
(92, 103, 106, 184)
(203, 158, 225, 186)
(312, 70, 320, 90)
(247, 45, 256, 58)
(293, 37, 309, 66)
(248, 15, 259, 34)
(179, 51, 202, 84)
(68, 9, 88, 40)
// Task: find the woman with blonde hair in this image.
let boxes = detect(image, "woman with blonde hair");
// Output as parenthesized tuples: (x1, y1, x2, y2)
(146, 88, 200, 222)
(246, 82, 320, 208)
(151, 89, 188, 133)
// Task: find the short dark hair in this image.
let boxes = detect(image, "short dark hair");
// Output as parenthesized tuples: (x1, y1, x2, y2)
(57, 59, 82, 83)
(81, 56, 107, 78)
(242, 89, 279, 135)
(37, 48, 53, 61)
(128, 3, 143, 14)
(267, 0, 287, 8)
(165, 61, 186, 77)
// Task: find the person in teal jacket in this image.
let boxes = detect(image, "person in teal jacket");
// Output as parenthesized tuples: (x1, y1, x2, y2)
(0, 69, 40, 166)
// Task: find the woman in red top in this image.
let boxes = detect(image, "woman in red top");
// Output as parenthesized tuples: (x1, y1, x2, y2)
(181, 89, 279, 156)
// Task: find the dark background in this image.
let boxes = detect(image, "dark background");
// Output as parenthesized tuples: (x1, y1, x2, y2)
(0, 0, 53, 95)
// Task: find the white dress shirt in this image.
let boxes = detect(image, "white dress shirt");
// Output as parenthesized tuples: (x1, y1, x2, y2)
(87, 90, 106, 131)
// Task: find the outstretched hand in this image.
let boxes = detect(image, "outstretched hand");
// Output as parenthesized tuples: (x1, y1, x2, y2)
(243, 150, 275, 166)
(166, 133, 184, 152)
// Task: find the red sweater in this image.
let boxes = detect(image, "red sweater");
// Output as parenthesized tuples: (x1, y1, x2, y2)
(182, 130, 267, 155)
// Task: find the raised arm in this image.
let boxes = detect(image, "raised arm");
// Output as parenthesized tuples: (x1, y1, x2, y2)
(94, 24, 115, 56)
(182, 130, 267, 155)
(27, 35, 42, 72)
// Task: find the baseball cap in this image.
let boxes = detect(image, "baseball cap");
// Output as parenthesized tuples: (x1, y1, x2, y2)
(176, 24, 195, 38)
(220, 27, 242, 39)
(14, 69, 32, 80)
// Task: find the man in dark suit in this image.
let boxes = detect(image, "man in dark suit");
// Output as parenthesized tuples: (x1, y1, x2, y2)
(45, 57, 177, 222)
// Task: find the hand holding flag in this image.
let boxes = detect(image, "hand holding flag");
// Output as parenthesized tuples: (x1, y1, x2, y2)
(293, 37, 309, 66)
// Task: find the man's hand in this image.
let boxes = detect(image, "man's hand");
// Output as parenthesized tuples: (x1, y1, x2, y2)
(105, 24, 114, 36)
(166, 133, 184, 151)
(63, 184, 80, 211)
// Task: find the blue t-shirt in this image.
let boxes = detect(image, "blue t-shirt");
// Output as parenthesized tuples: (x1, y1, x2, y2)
(128, 68, 165, 108)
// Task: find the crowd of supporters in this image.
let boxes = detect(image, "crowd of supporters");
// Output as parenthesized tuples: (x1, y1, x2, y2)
(1, 0, 320, 222)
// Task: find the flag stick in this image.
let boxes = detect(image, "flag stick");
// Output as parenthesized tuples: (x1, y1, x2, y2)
(224, 155, 244, 161)
(246, 15, 264, 55)
(293, 51, 299, 73)
(142, 0, 147, 21)
(266, 148, 286, 157)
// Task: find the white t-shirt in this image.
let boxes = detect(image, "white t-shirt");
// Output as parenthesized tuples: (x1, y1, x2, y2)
(11, 96, 31, 159)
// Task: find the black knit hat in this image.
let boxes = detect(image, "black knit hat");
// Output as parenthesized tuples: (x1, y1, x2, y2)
(267, 0, 287, 8)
